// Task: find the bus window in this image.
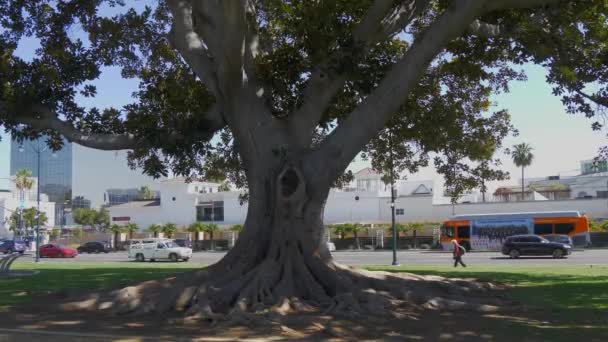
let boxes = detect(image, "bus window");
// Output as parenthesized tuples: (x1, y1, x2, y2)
(441, 225, 455, 238)
(457, 226, 470, 238)
(534, 224, 553, 235)
(555, 223, 575, 234)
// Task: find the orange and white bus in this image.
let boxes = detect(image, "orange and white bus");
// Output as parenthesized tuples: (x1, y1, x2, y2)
(440, 211, 590, 251)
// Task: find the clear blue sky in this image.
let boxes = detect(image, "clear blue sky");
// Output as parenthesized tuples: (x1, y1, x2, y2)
(1, 10, 605, 189)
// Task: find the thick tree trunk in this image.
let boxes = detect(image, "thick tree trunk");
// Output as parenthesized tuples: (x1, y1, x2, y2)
(60, 163, 506, 321)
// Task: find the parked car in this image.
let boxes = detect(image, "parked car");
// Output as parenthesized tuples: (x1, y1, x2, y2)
(172, 239, 193, 249)
(0, 240, 27, 254)
(501, 234, 571, 259)
(77, 241, 111, 254)
(542, 234, 573, 246)
(40, 244, 78, 258)
(128, 238, 192, 262)
(326, 241, 336, 252)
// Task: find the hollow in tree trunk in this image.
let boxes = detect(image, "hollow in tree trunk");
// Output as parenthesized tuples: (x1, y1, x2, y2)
(61, 165, 504, 320)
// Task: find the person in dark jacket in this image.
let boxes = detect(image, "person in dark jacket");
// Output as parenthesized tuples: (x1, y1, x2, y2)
(452, 239, 467, 267)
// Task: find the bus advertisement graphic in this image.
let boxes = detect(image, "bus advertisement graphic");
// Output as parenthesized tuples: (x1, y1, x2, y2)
(471, 218, 533, 250)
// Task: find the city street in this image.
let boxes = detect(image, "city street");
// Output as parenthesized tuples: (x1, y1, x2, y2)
(26, 249, 608, 266)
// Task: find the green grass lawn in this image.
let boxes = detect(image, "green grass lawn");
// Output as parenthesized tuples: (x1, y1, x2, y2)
(367, 265, 608, 341)
(1, 260, 199, 308)
(2, 261, 607, 340)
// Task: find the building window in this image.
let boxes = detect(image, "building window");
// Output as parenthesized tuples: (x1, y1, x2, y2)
(395, 208, 404, 215)
(555, 223, 575, 235)
(534, 223, 553, 235)
(195, 186, 199, 193)
(196, 201, 224, 222)
(597, 191, 608, 199)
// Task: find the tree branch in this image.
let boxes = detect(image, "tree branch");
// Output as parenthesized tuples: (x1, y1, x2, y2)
(13, 104, 139, 150)
(7, 102, 225, 151)
(310, 0, 488, 187)
(575, 89, 608, 108)
(468, 20, 505, 38)
(288, 0, 431, 147)
(167, 0, 221, 99)
(484, 0, 568, 11)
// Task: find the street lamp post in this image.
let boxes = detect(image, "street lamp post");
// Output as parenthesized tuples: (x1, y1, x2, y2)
(19, 142, 54, 263)
(391, 180, 398, 266)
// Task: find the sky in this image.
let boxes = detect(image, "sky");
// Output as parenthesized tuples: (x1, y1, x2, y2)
(0, 9, 605, 192)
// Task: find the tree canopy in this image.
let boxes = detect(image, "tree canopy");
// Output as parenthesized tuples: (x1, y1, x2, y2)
(2, 1, 605, 194)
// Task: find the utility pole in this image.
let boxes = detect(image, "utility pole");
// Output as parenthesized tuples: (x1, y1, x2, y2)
(35, 146, 41, 263)
(389, 131, 398, 266)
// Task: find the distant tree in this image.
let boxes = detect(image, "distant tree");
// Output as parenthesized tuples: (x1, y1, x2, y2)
(13, 169, 33, 199)
(108, 224, 124, 249)
(19, 207, 48, 230)
(72, 227, 84, 240)
(124, 223, 139, 240)
(49, 228, 61, 241)
(203, 223, 221, 250)
(188, 222, 206, 242)
(347, 223, 365, 250)
(73, 208, 110, 232)
(512, 143, 534, 200)
(138, 186, 154, 200)
(329, 224, 349, 240)
(161, 223, 178, 238)
(147, 224, 162, 238)
(218, 182, 231, 192)
(230, 224, 243, 234)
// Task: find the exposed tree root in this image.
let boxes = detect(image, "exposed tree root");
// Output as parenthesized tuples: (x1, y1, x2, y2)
(57, 258, 510, 329)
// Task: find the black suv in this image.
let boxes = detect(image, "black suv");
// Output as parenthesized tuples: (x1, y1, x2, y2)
(502, 234, 571, 259)
(77, 241, 111, 254)
(0, 240, 26, 254)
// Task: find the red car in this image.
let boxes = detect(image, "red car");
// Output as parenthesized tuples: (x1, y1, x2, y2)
(39, 244, 78, 258)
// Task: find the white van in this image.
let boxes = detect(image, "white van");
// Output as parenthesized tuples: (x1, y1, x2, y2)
(128, 238, 192, 262)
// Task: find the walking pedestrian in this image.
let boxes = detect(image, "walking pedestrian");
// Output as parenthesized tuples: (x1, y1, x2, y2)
(451, 239, 467, 267)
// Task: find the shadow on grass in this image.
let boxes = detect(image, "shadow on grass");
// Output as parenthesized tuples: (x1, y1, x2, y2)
(0, 267, 198, 307)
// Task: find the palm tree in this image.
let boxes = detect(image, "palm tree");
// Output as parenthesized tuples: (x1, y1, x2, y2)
(230, 224, 243, 234)
(188, 222, 206, 243)
(108, 224, 124, 250)
(511, 143, 534, 200)
(330, 224, 349, 240)
(348, 223, 364, 250)
(14, 169, 34, 198)
(138, 186, 154, 200)
(203, 223, 221, 250)
(124, 223, 139, 240)
(161, 223, 177, 238)
(147, 224, 162, 238)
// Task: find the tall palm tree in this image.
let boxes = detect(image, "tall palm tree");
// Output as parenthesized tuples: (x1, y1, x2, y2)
(124, 223, 139, 240)
(108, 224, 124, 250)
(13, 169, 33, 202)
(511, 143, 534, 201)
(147, 224, 162, 238)
(161, 223, 177, 238)
(188, 222, 205, 243)
(203, 223, 221, 250)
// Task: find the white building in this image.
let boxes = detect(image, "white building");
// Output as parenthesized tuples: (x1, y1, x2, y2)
(0, 184, 56, 238)
(107, 167, 608, 233)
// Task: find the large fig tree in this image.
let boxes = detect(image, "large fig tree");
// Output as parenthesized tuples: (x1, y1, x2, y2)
(1, 0, 607, 316)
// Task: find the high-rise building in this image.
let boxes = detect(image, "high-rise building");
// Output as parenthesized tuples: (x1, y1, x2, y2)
(10, 137, 159, 226)
(10, 138, 72, 225)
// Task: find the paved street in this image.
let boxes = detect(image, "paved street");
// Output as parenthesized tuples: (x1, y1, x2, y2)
(27, 249, 608, 266)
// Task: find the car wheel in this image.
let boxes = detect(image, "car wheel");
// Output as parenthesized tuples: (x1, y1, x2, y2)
(19, 251, 24, 254)
(7, 248, 13, 254)
(182, 257, 190, 262)
(509, 249, 520, 259)
(169, 253, 179, 262)
(150, 258, 156, 262)
(135, 253, 144, 262)
(552, 249, 564, 259)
